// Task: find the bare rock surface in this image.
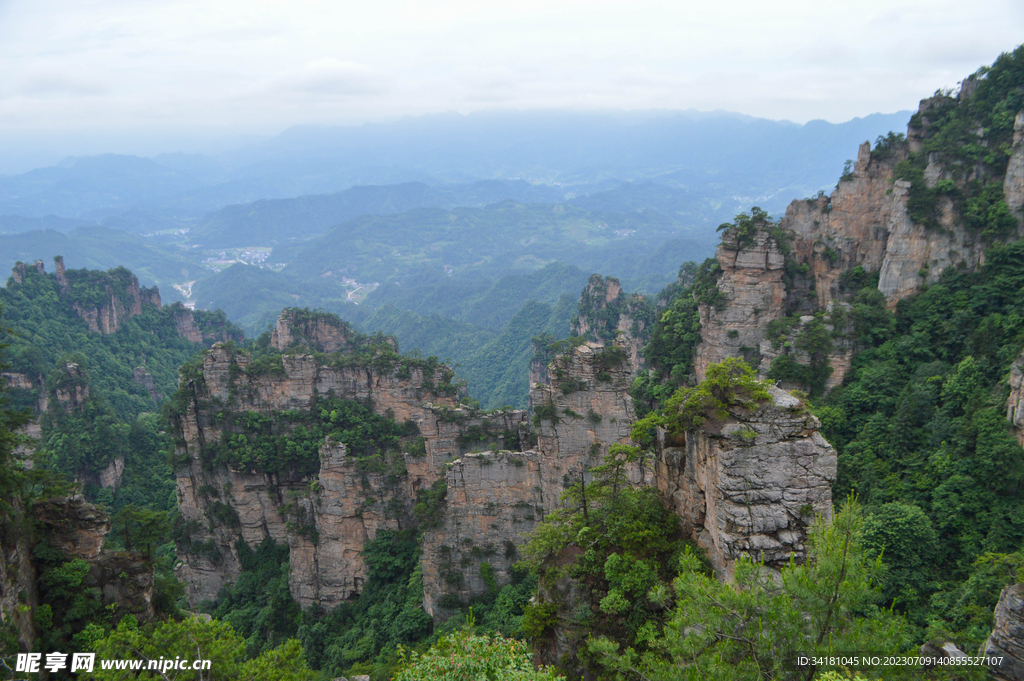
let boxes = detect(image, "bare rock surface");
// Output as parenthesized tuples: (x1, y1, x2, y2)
(656, 385, 836, 577)
(694, 231, 786, 381)
(1008, 350, 1024, 446)
(985, 582, 1024, 681)
(1005, 112, 1024, 218)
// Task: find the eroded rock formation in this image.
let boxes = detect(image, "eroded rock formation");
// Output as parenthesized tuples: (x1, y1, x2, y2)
(271, 308, 360, 352)
(1008, 350, 1024, 446)
(656, 385, 836, 577)
(35, 495, 156, 623)
(0, 495, 156, 652)
(174, 308, 836, 621)
(171, 320, 533, 608)
(693, 89, 1024, 390)
(572, 275, 655, 373)
(984, 582, 1024, 681)
(694, 229, 787, 380)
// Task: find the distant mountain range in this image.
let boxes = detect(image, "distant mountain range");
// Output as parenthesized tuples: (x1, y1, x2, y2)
(0, 109, 912, 229)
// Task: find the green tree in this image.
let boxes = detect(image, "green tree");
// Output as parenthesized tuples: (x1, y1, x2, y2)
(86, 615, 314, 681)
(522, 445, 691, 676)
(588, 499, 912, 681)
(113, 505, 170, 559)
(862, 502, 938, 615)
(631, 357, 771, 446)
(393, 628, 564, 681)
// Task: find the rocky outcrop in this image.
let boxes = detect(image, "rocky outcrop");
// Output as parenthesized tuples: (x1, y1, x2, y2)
(875, 179, 987, 304)
(174, 304, 840, 628)
(172, 304, 204, 343)
(86, 552, 155, 623)
(54, 255, 70, 293)
(171, 335, 533, 607)
(133, 366, 161, 403)
(0, 371, 47, 413)
(572, 276, 654, 373)
(531, 339, 641, 489)
(0, 500, 38, 653)
(34, 495, 110, 560)
(99, 456, 125, 489)
(53, 362, 90, 413)
(656, 385, 836, 577)
(1008, 351, 1024, 446)
(172, 307, 651, 617)
(1007, 112, 1024, 224)
(984, 582, 1024, 681)
(694, 230, 787, 381)
(271, 308, 360, 353)
(31, 495, 155, 624)
(10, 258, 162, 335)
(419, 339, 641, 615)
(694, 92, 1024, 391)
(420, 450, 544, 617)
(169, 304, 241, 345)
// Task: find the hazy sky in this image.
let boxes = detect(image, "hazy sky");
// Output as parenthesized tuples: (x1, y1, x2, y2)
(0, 0, 1021, 161)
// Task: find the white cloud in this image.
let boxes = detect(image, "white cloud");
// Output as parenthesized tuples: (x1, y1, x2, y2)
(17, 74, 109, 98)
(275, 60, 389, 98)
(0, 0, 1019, 144)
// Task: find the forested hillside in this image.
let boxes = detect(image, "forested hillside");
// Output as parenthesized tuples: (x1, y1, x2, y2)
(0, 45, 1022, 681)
(616, 45, 1024, 667)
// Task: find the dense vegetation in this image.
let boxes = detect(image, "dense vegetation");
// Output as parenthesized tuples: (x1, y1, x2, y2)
(1, 47, 1021, 681)
(816, 240, 1024, 650)
(630, 258, 723, 411)
(894, 45, 1024, 238)
(0, 264, 241, 672)
(522, 444, 694, 678)
(590, 500, 913, 680)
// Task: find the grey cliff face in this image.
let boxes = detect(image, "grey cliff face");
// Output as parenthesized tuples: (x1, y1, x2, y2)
(175, 310, 837, 626)
(656, 385, 836, 577)
(985, 582, 1024, 681)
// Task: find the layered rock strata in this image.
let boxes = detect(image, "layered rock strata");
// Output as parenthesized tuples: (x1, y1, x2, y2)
(694, 91, 1024, 389)
(694, 230, 787, 380)
(172, 336, 531, 608)
(176, 311, 836, 623)
(421, 339, 642, 615)
(656, 385, 837, 577)
(1008, 350, 1024, 446)
(984, 582, 1024, 681)
(572, 275, 654, 373)
(420, 450, 544, 617)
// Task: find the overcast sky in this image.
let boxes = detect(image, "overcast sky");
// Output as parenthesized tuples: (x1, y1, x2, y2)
(0, 0, 1021, 166)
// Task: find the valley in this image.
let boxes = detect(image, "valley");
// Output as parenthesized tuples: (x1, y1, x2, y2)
(1, 44, 1023, 681)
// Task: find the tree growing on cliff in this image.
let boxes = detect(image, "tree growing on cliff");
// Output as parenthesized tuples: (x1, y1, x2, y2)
(631, 357, 772, 446)
(587, 499, 914, 681)
(521, 445, 692, 677)
(717, 207, 771, 249)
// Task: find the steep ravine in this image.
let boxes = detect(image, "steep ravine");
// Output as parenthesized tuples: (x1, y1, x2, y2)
(172, 312, 836, 618)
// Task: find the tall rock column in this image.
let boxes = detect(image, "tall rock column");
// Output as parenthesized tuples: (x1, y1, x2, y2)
(656, 385, 836, 578)
(1008, 350, 1024, 447)
(693, 230, 787, 381)
(1004, 111, 1024, 219)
